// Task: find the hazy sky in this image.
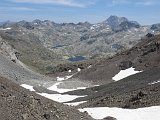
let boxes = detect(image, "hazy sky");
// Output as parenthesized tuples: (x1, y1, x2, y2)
(0, 0, 160, 25)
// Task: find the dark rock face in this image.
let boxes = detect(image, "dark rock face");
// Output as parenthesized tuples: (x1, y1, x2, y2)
(106, 15, 128, 30)
(119, 61, 133, 70)
(128, 91, 147, 103)
(103, 116, 117, 120)
(32, 19, 43, 25)
(119, 21, 140, 31)
(43, 113, 50, 119)
(146, 33, 154, 38)
(151, 23, 160, 31)
(105, 15, 140, 32)
(16, 21, 34, 30)
(111, 44, 123, 50)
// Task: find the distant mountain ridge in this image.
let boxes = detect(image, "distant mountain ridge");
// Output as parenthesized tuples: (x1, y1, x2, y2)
(0, 15, 159, 73)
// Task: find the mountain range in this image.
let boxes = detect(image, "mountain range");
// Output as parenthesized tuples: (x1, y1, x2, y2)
(1, 15, 160, 74)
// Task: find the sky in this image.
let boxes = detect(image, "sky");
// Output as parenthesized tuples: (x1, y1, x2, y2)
(0, 0, 160, 25)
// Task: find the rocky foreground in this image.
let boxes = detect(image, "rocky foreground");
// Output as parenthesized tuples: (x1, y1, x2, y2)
(0, 76, 94, 120)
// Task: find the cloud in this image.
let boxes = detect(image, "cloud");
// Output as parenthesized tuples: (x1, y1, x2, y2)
(0, 6, 36, 11)
(109, 0, 160, 6)
(12, 7, 36, 11)
(136, 0, 157, 6)
(9, 0, 94, 7)
(107, 0, 131, 7)
(112, 0, 131, 5)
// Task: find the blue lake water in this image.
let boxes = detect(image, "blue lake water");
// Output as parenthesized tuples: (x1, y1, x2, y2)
(68, 56, 86, 62)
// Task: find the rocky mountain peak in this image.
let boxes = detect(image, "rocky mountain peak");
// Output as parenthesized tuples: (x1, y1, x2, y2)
(32, 19, 43, 25)
(151, 23, 160, 31)
(103, 15, 140, 32)
(105, 15, 128, 26)
(16, 20, 34, 30)
(77, 21, 92, 26)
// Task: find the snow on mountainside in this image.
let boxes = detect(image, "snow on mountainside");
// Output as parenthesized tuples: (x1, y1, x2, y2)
(112, 67, 142, 81)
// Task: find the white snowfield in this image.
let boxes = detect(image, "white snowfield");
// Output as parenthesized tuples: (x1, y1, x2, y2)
(112, 67, 142, 81)
(79, 106, 160, 120)
(46, 82, 87, 103)
(20, 84, 35, 91)
(64, 101, 86, 106)
(37, 93, 85, 103)
(21, 82, 87, 103)
(48, 82, 87, 93)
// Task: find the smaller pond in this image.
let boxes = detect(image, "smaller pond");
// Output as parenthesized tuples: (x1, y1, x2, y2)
(67, 56, 86, 62)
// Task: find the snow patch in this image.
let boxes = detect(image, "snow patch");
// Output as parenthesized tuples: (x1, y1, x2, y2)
(79, 106, 160, 120)
(90, 24, 100, 30)
(134, 28, 138, 32)
(77, 68, 81, 72)
(149, 80, 160, 85)
(56, 75, 73, 81)
(20, 84, 35, 91)
(90, 26, 94, 30)
(5, 28, 11, 30)
(0, 28, 11, 30)
(68, 70, 71, 73)
(44, 81, 88, 103)
(48, 82, 74, 93)
(65, 101, 86, 106)
(57, 77, 65, 81)
(37, 93, 85, 103)
(88, 65, 92, 68)
(65, 75, 73, 79)
(20, 83, 87, 103)
(112, 67, 142, 81)
(48, 82, 87, 93)
(90, 25, 97, 30)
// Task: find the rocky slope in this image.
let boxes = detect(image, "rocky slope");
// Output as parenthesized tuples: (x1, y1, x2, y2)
(0, 36, 54, 86)
(64, 34, 160, 108)
(0, 76, 94, 120)
(73, 34, 160, 84)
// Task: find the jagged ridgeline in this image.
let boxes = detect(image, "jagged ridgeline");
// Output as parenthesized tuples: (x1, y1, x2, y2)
(0, 16, 159, 74)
